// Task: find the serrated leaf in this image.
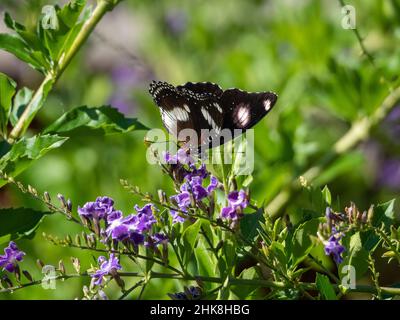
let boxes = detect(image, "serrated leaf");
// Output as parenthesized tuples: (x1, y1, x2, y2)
(0, 208, 51, 244)
(44, 105, 149, 135)
(0, 134, 68, 187)
(40, 0, 87, 62)
(0, 34, 45, 72)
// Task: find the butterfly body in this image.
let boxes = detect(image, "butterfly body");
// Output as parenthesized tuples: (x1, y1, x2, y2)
(149, 81, 277, 149)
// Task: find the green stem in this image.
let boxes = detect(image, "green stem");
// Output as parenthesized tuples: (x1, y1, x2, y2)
(2, 270, 400, 297)
(8, 0, 119, 142)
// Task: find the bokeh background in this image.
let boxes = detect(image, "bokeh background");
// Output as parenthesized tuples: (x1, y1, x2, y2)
(0, 0, 399, 299)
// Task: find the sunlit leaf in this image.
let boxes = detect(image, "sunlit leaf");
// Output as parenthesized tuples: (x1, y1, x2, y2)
(44, 105, 149, 135)
(0, 207, 51, 244)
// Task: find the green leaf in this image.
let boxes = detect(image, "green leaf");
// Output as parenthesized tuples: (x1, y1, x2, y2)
(44, 105, 149, 135)
(231, 267, 258, 299)
(290, 218, 323, 267)
(316, 273, 337, 300)
(321, 185, 331, 206)
(182, 219, 202, 266)
(40, 0, 87, 62)
(362, 199, 395, 252)
(195, 239, 216, 278)
(10, 87, 33, 126)
(0, 208, 51, 244)
(0, 134, 68, 187)
(240, 208, 265, 242)
(340, 232, 369, 280)
(0, 72, 16, 135)
(0, 34, 45, 72)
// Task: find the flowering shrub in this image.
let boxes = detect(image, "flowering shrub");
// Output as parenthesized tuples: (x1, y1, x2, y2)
(0, 0, 400, 301)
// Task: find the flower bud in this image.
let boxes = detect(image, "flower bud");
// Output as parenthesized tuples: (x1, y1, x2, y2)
(22, 270, 33, 282)
(367, 205, 374, 223)
(58, 260, 66, 275)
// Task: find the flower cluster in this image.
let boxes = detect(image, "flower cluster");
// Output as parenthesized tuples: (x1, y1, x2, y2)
(106, 204, 157, 245)
(317, 208, 346, 264)
(220, 190, 248, 221)
(168, 286, 202, 300)
(0, 241, 25, 273)
(324, 233, 345, 264)
(165, 150, 220, 223)
(78, 197, 167, 248)
(91, 254, 122, 286)
(78, 196, 115, 222)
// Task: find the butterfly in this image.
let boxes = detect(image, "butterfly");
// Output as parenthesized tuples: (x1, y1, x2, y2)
(149, 81, 278, 150)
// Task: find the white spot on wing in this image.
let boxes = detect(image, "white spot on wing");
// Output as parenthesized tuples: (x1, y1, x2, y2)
(236, 104, 250, 127)
(201, 107, 218, 129)
(263, 99, 271, 111)
(172, 107, 189, 122)
(213, 102, 222, 113)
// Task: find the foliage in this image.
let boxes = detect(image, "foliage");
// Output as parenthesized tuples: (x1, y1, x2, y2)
(0, 0, 399, 300)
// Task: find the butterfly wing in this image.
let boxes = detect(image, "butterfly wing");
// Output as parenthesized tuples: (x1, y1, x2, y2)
(220, 89, 278, 134)
(149, 81, 278, 149)
(149, 81, 224, 147)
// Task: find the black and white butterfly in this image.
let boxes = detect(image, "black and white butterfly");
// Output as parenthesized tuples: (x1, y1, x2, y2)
(149, 80, 278, 150)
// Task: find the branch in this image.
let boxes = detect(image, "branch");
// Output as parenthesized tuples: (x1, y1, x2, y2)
(7, 0, 120, 143)
(267, 85, 400, 219)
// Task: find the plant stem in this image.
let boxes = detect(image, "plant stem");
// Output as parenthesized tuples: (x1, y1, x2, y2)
(8, 0, 119, 142)
(2, 270, 400, 297)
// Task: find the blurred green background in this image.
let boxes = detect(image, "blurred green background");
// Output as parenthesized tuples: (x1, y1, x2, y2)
(0, 0, 400, 299)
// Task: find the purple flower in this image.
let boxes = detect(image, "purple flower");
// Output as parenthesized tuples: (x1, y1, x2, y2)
(220, 206, 238, 220)
(78, 196, 115, 221)
(171, 191, 191, 210)
(170, 210, 187, 224)
(220, 190, 248, 220)
(228, 190, 248, 208)
(207, 176, 219, 193)
(145, 233, 169, 247)
(91, 254, 122, 286)
(185, 163, 208, 180)
(106, 204, 157, 242)
(107, 210, 123, 222)
(168, 286, 201, 300)
(0, 242, 25, 273)
(324, 235, 345, 264)
(164, 149, 195, 165)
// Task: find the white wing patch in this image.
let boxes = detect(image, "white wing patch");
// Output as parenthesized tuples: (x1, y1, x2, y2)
(236, 104, 250, 127)
(172, 107, 189, 122)
(263, 99, 271, 111)
(213, 102, 223, 113)
(201, 107, 219, 130)
(161, 110, 177, 133)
